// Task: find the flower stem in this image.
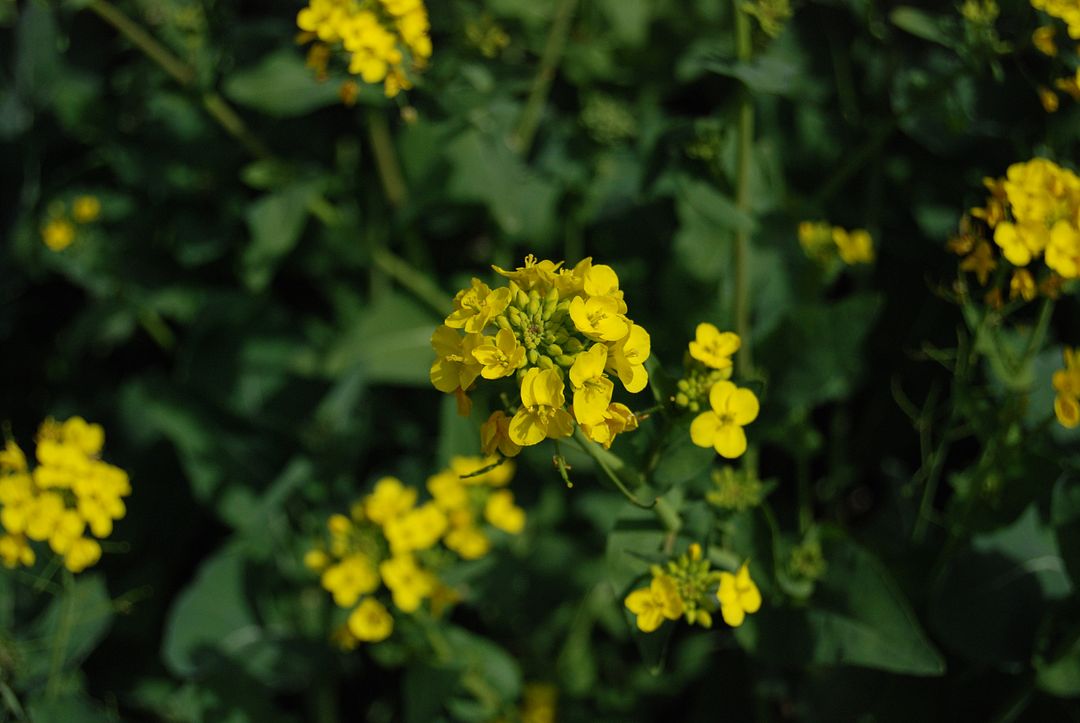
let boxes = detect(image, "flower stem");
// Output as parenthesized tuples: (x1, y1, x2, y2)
(511, 0, 578, 155)
(46, 571, 76, 698)
(732, 1, 755, 375)
(571, 428, 652, 508)
(367, 108, 409, 209)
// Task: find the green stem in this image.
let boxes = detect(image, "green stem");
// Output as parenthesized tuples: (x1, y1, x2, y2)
(571, 428, 652, 509)
(732, 1, 754, 375)
(88, 0, 271, 160)
(46, 571, 76, 698)
(1021, 297, 1054, 364)
(370, 246, 448, 317)
(511, 0, 579, 155)
(367, 109, 409, 209)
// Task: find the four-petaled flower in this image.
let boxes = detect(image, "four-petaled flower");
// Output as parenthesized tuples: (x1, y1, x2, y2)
(509, 368, 574, 446)
(688, 323, 740, 372)
(472, 328, 526, 379)
(690, 381, 760, 459)
(624, 574, 684, 633)
(569, 343, 615, 425)
(716, 562, 761, 627)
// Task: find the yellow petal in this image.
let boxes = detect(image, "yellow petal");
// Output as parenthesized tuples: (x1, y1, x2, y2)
(713, 424, 747, 459)
(689, 412, 722, 449)
(708, 381, 736, 414)
(728, 388, 760, 425)
(720, 601, 746, 627)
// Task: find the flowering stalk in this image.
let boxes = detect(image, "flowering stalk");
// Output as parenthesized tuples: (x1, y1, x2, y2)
(732, 0, 755, 376)
(511, 0, 579, 155)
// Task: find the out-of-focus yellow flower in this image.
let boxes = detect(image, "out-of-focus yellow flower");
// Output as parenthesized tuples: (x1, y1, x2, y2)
(716, 562, 761, 627)
(833, 228, 875, 264)
(41, 218, 75, 252)
(484, 489, 525, 534)
(363, 476, 417, 526)
(379, 554, 435, 612)
(959, 240, 998, 285)
(690, 381, 760, 459)
(347, 597, 393, 642)
(72, 195, 101, 223)
(1033, 25, 1058, 55)
(322, 553, 380, 608)
(1053, 347, 1080, 428)
(1009, 268, 1037, 301)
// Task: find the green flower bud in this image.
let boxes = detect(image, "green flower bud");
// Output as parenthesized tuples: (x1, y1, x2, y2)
(527, 348, 539, 365)
(537, 355, 555, 369)
(547, 344, 564, 357)
(564, 337, 583, 354)
(555, 355, 576, 367)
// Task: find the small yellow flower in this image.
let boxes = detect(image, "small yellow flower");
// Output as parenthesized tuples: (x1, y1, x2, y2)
(480, 411, 522, 458)
(959, 240, 998, 285)
(508, 368, 574, 447)
(446, 279, 511, 334)
(1038, 86, 1060, 113)
(1009, 269, 1037, 301)
(430, 326, 483, 394)
(716, 562, 761, 627)
(304, 548, 330, 572)
(1053, 347, 1080, 429)
(579, 402, 638, 449)
(608, 323, 650, 393)
(484, 490, 525, 534)
(569, 343, 615, 426)
(62, 537, 101, 573)
(0, 534, 34, 568)
(1046, 219, 1080, 278)
(347, 597, 394, 642)
(72, 196, 101, 224)
(1033, 25, 1058, 56)
(383, 502, 447, 554)
(444, 523, 490, 560)
(582, 263, 620, 297)
(688, 323, 740, 372)
(41, 218, 75, 252)
(689, 381, 760, 459)
(624, 574, 684, 633)
(379, 554, 435, 612)
(321, 553, 380, 608)
(363, 476, 418, 525)
(569, 295, 628, 342)
(472, 328, 526, 379)
(833, 228, 874, 264)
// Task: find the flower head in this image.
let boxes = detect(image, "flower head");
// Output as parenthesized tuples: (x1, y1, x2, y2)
(717, 562, 762, 627)
(688, 324, 740, 372)
(624, 574, 684, 633)
(689, 381, 760, 459)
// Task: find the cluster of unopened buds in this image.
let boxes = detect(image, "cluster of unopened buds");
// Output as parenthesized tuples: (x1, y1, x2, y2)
(431, 256, 651, 456)
(624, 544, 761, 632)
(0, 417, 130, 573)
(305, 457, 525, 646)
(950, 158, 1078, 307)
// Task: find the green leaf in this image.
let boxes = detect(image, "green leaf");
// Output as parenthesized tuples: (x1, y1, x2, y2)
(223, 50, 345, 118)
(325, 292, 438, 385)
(736, 528, 945, 676)
(26, 692, 113, 723)
(16, 574, 115, 687)
(242, 182, 318, 291)
(890, 7, 954, 48)
(1052, 474, 1080, 587)
(446, 129, 560, 244)
(1038, 637, 1080, 699)
(650, 421, 714, 491)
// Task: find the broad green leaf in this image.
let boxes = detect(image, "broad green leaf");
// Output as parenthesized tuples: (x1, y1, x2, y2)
(736, 528, 945, 676)
(223, 50, 347, 117)
(890, 7, 954, 48)
(325, 292, 438, 385)
(242, 182, 318, 291)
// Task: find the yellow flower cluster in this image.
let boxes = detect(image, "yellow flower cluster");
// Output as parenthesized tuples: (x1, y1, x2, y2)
(1053, 347, 1080, 428)
(624, 544, 761, 632)
(0, 417, 130, 573)
(798, 221, 875, 266)
(1030, 0, 1080, 110)
(431, 256, 650, 454)
(680, 324, 759, 459)
(296, 0, 431, 98)
(40, 195, 101, 252)
(307, 457, 525, 646)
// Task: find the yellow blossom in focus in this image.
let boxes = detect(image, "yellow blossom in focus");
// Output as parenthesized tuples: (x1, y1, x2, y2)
(624, 574, 684, 633)
(716, 562, 762, 627)
(447, 279, 512, 334)
(472, 328, 526, 379)
(569, 344, 615, 426)
(430, 326, 483, 395)
(578, 402, 638, 449)
(42, 218, 75, 252)
(690, 381, 760, 459)
(509, 368, 574, 447)
(609, 323, 651, 393)
(569, 295, 628, 342)
(688, 323, 740, 372)
(347, 597, 394, 642)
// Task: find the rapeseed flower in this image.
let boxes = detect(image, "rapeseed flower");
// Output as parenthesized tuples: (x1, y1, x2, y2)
(624, 574, 683, 633)
(0, 417, 130, 573)
(717, 562, 762, 627)
(690, 381, 760, 459)
(799, 221, 874, 266)
(41, 218, 75, 252)
(1053, 347, 1080, 428)
(433, 257, 651, 456)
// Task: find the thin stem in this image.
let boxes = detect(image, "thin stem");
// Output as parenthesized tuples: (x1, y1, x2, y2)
(511, 0, 579, 155)
(370, 246, 448, 317)
(46, 571, 77, 698)
(366, 109, 408, 209)
(571, 428, 653, 509)
(732, 1, 754, 375)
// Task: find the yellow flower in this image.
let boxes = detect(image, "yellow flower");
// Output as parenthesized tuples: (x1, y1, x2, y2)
(569, 296, 628, 342)
(624, 574, 684, 633)
(716, 562, 761, 627)
(446, 279, 512, 334)
(583, 263, 620, 297)
(690, 381, 760, 459)
(1009, 269, 1037, 301)
(0, 534, 34, 568)
(480, 411, 522, 458)
(1033, 25, 1058, 56)
(304, 548, 330, 572)
(1046, 219, 1080, 278)
(72, 196, 101, 224)
(994, 222, 1048, 266)
(379, 554, 435, 612)
(608, 323, 650, 393)
(1039, 86, 1060, 113)
(833, 228, 874, 264)
(959, 240, 998, 285)
(430, 326, 483, 394)
(492, 255, 564, 291)
(579, 402, 638, 449)
(444, 523, 490, 560)
(569, 343, 615, 426)
(384, 502, 447, 554)
(484, 490, 525, 534)
(509, 368, 574, 446)
(42, 218, 75, 252)
(0, 441, 27, 473)
(363, 476, 418, 525)
(427, 469, 469, 510)
(1053, 347, 1080, 428)
(688, 323, 740, 372)
(347, 597, 394, 642)
(472, 328, 526, 379)
(321, 553, 380, 608)
(62, 537, 101, 573)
